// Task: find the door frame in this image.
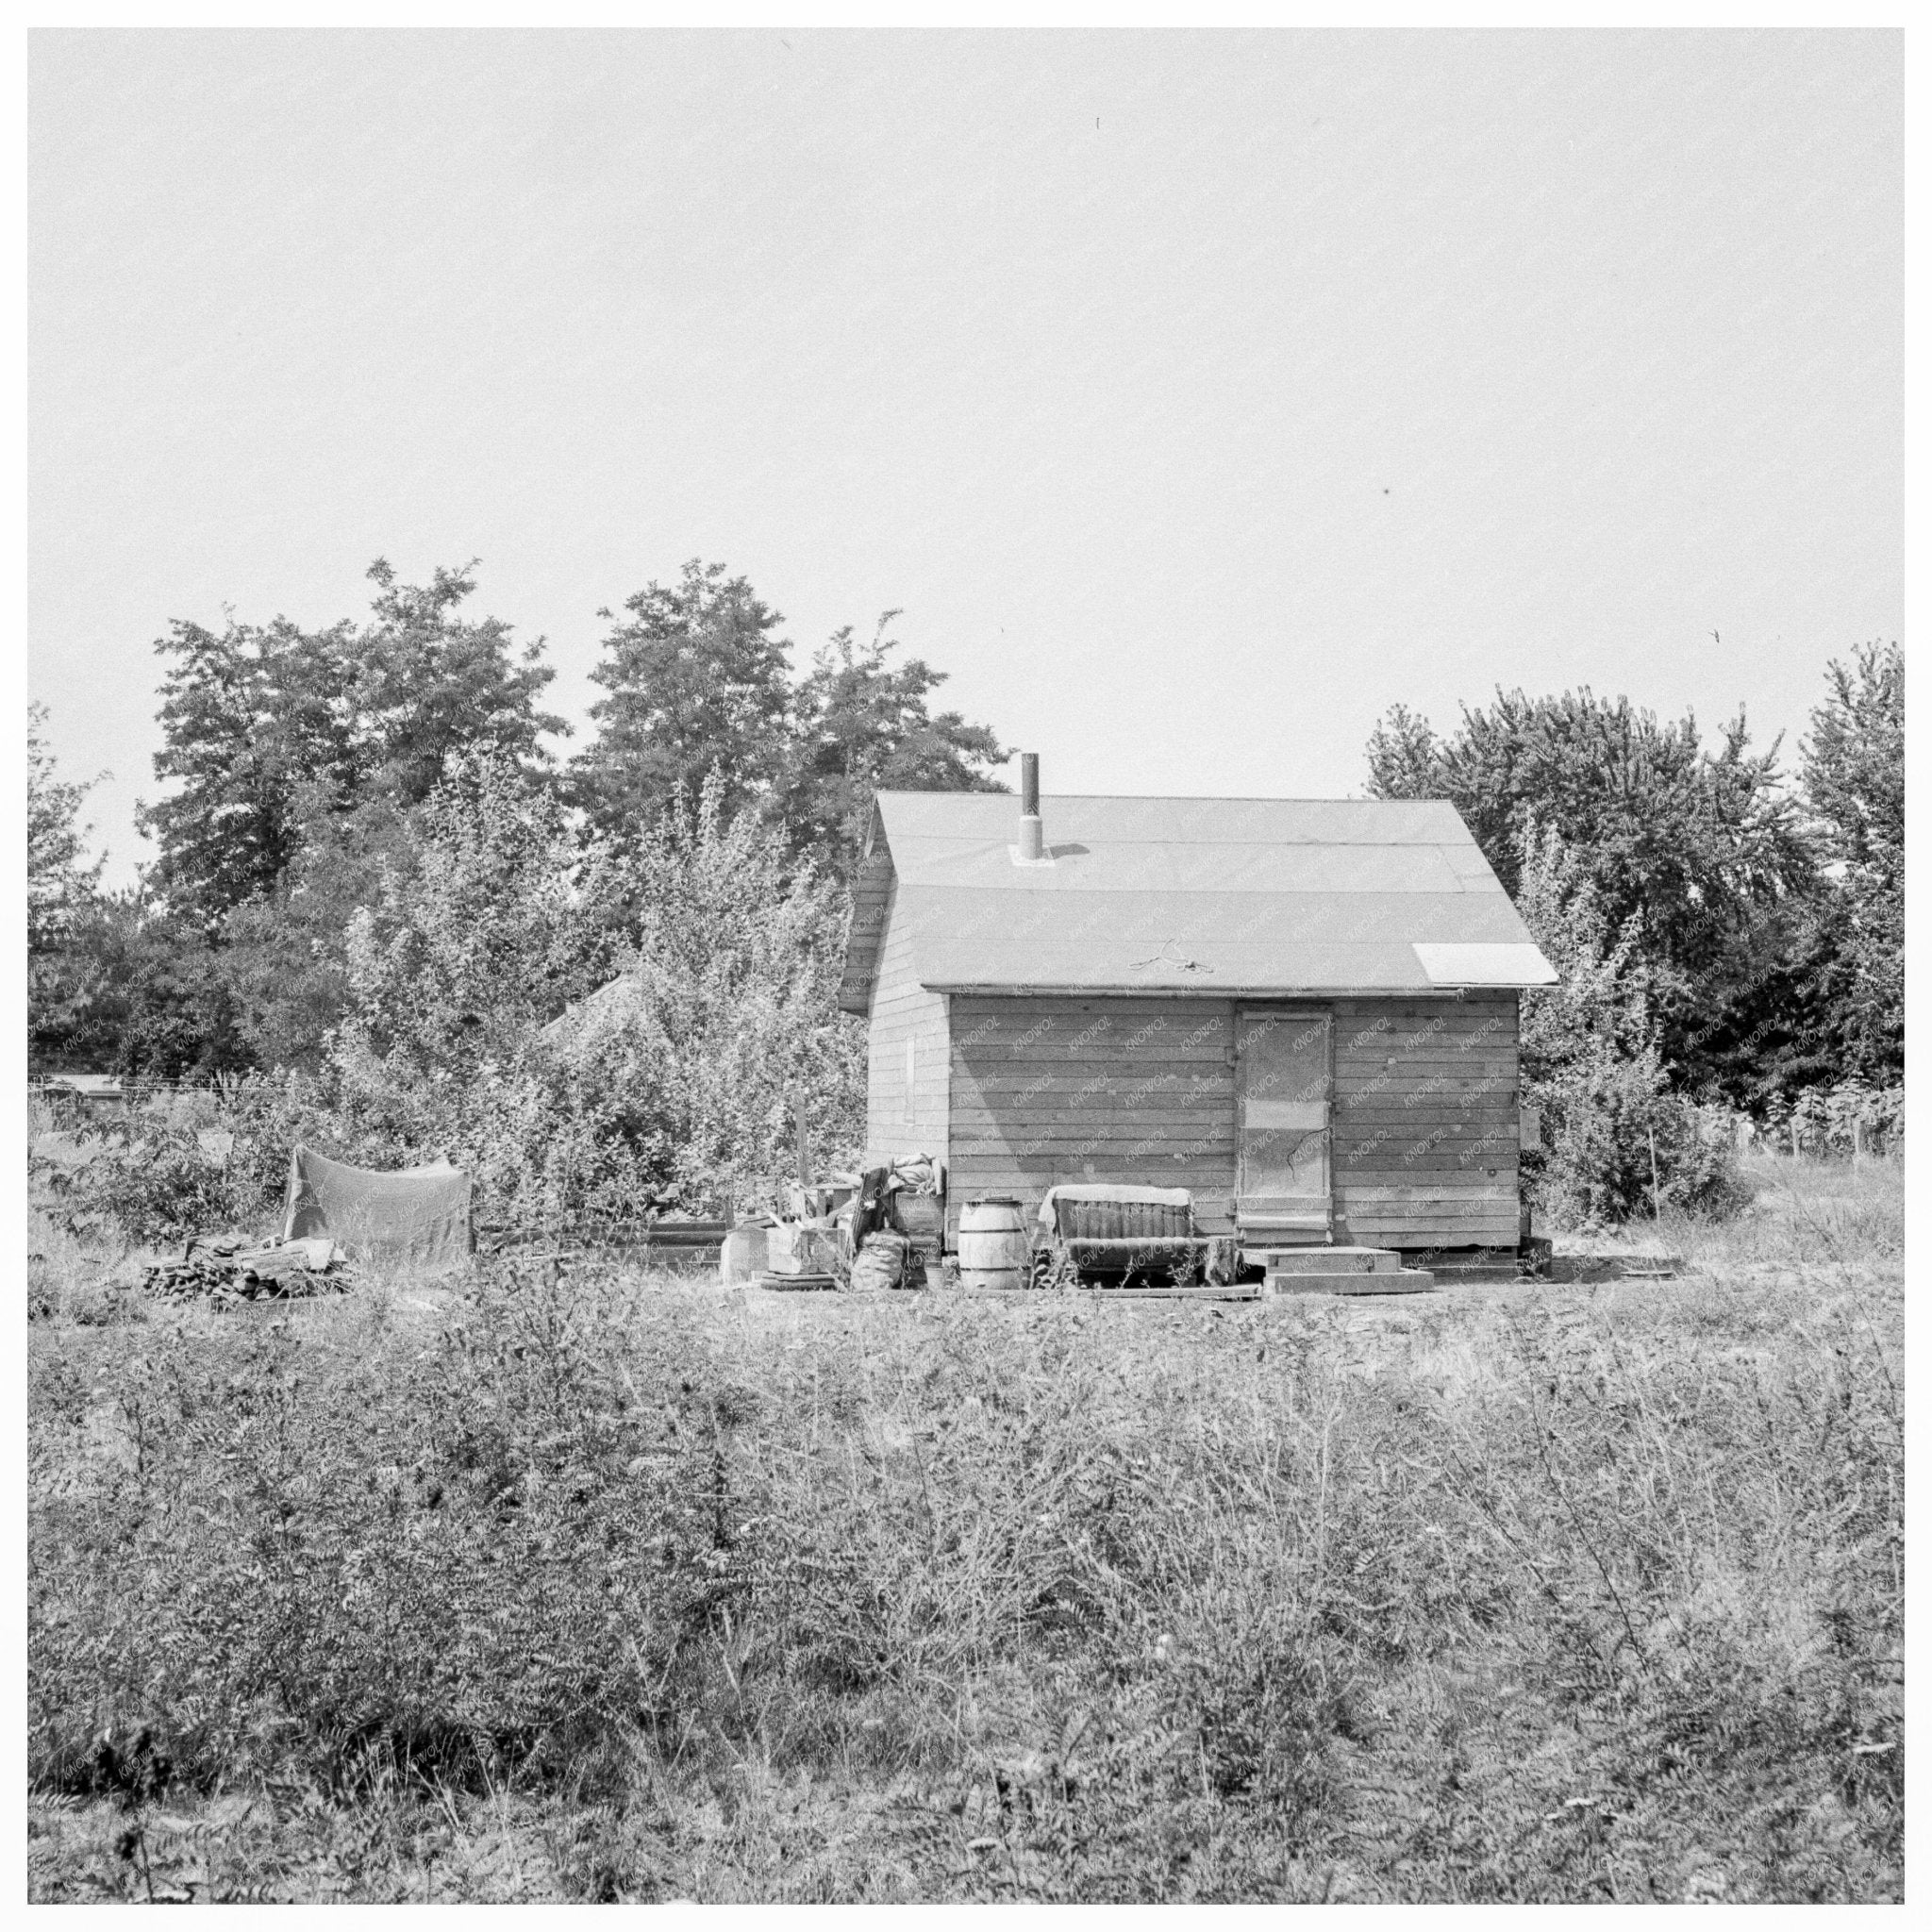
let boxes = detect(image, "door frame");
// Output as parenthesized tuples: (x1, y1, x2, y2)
(1234, 1004, 1336, 1243)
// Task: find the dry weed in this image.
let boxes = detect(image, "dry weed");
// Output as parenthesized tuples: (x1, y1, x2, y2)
(27, 1158, 1903, 1901)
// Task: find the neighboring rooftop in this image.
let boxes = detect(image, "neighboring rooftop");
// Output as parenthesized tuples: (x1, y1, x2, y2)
(839, 791, 1557, 1011)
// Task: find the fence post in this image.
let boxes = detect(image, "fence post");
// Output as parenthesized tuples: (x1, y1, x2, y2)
(1853, 1116, 1865, 1163)
(1790, 1118, 1800, 1160)
(790, 1083, 811, 1188)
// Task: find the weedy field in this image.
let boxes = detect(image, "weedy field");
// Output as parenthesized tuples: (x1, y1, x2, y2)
(26, 1154, 1903, 1903)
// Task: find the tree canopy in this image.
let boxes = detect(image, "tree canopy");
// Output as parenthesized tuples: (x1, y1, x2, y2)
(569, 565, 1008, 870)
(141, 560, 561, 925)
(780, 612, 1008, 874)
(1799, 641, 1904, 1083)
(1365, 662, 1902, 1106)
(27, 702, 105, 956)
(568, 559, 794, 842)
(1365, 687, 1811, 978)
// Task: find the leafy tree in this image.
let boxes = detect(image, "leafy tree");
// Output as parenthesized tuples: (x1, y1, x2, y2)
(569, 559, 795, 845)
(1515, 824, 1744, 1224)
(1366, 688, 1809, 960)
(28, 704, 113, 1070)
(356, 558, 564, 808)
(141, 561, 561, 925)
(780, 612, 1008, 874)
(1800, 641, 1903, 1082)
(29, 889, 129, 1074)
(33, 887, 254, 1079)
(1804, 641, 1904, 880)
(1674, 895, 1844, 1111)
(102, 908, 256, 1080)
(217, 786, 416, 1074)
(334, 756, 609, 1088)
(538, 769, 865, 1210)
(1366, 687, 1814, 1091)
(141, 612, 362, 925)
(27, 702, 107, 954)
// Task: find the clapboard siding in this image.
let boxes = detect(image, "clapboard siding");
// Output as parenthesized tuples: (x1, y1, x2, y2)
(1328, 994, 1520, 1248)
(948, 995, 1239, 1236)
(862, 879, 950, 1170)
(910, 988, 1524, 1253)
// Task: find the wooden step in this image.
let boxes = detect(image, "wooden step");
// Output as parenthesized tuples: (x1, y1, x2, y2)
(1089, 1282, 1264, 1301)
(1264, 1268, 1437, 1297)
(1247, 1245, 1402, 1274)
(947, 1282, 1264, 1303)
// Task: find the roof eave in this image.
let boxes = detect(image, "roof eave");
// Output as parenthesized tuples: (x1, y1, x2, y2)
(837, 800, 895, 1016)
(923, 982, 1526, 1000)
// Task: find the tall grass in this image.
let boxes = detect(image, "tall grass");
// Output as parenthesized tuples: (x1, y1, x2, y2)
(1648, 1149, 1904, 1270)
(28, 1173, 1903, 1902)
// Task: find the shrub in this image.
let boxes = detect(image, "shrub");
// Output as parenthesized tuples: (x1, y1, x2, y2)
(42, 1090, 277, 1246)
(1764, 1080, 1905, 1158)
(1538, 1090, 1753, 1229)
(1513, 824, 1753, 1228)
(27, 1261, 741, 1794)
(28, 1245, 1906, 1901)
(296, 759, 864, 1227)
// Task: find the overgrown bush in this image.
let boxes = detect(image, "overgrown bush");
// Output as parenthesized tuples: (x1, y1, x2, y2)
(1540, 1091, 1753, 1229)
(34, 1090, 285, 1245)
(1766, 1081, 1905, 1158)
(1514, 824, 1752, 1228)
(313, 759, 864, 1224)
(28, 1263, 741, 1795)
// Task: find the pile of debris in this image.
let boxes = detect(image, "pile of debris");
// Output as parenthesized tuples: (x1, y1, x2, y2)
(736, 1152, 946, 1292)
(144, 1233, 351, 1304)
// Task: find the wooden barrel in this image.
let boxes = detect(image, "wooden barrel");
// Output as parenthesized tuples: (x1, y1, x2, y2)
(958, 1198, 1028, 1291)
(719, 1224, 768, 1287)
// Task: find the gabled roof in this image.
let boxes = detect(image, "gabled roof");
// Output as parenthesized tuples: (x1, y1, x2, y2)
(535, 972, 646, 1050)
(838, 791, 1557, 1012)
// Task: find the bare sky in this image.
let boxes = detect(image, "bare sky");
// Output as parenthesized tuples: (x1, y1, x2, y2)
(30, 29, 1901, 889)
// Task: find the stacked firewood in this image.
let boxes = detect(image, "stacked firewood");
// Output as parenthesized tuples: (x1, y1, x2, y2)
(143, 1233, 350, 1303)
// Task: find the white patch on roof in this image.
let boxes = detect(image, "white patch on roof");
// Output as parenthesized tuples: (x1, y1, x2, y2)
(1411, 942, 1557, 988)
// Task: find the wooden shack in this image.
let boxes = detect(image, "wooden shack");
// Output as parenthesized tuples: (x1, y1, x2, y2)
(839, 765, 1557, 1259)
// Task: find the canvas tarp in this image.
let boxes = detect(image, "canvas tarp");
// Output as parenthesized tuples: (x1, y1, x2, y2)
(283, 1145, 474, 1270)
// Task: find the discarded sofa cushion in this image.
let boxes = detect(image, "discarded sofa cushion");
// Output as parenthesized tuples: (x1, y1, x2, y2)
(283, 1145, 474, 1270)
(1038, 1184, 1194, 1241)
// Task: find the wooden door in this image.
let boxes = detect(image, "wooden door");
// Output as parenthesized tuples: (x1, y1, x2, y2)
(1236, 1009, 1332, 1241)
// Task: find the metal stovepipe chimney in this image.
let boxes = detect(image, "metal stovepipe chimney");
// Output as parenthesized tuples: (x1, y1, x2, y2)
(1017, 752, 1043, 862)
